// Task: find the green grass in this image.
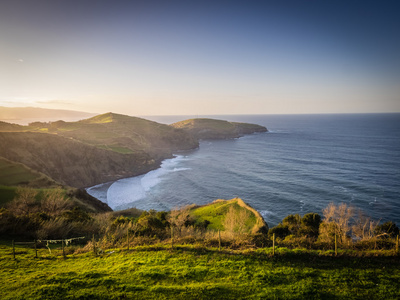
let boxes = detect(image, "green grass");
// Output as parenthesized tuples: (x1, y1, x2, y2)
(1, 242, 399, 299)
(0, 158, 40, 186)
(172, 118, 236, 131)
(190, 199, 258, 232)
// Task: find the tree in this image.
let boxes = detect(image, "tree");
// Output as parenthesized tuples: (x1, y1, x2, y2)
(319, 203, 354, 245)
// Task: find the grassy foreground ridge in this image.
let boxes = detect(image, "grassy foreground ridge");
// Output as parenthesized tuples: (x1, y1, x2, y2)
(1, 242, 399, 300)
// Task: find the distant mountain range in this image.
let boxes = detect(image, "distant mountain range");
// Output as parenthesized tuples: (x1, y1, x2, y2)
(0, 106, 96, 124)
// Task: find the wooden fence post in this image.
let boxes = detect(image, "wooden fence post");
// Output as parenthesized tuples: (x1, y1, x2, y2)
(92, 234, 96, 256)
(12, 240, 15, 259)
(335, 234, 338, 256)
(218, 230, 221, 251)
(272, 233, 275, 256)
(62, 239, 66, 258)
(171, 226, 174, 249)
(127, 229, 130, 251)
(34, 240, 38, 258)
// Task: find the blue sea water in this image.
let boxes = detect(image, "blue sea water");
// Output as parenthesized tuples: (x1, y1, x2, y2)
(87, 114, 400, 226)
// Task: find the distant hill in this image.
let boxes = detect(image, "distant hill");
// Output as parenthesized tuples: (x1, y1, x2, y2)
(0, 106, 96, 125)
(27, 112, 199, 158)
(0, 113, 199, 188)
(0, 121, 27, 132)
(171, 118, 267, 139)
(0, 113, 267, 213)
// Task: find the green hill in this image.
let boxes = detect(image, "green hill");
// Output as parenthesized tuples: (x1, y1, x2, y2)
(171, 118, 267, 139)
(29, 112, 199, 158)
(0, 113, 199, 188)
(186, 198, 268, 234)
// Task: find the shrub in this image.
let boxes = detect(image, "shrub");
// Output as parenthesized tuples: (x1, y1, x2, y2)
(300, 213, 321, 238)
(268, 223, 290, 239)
(375, 221, 399, 238)
(318, 203, 354, 246)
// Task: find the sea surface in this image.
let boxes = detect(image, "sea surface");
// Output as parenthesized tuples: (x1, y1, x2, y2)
(87, 114, 400, 226)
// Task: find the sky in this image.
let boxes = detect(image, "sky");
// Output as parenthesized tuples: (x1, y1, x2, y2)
(1, 0, 399, 116)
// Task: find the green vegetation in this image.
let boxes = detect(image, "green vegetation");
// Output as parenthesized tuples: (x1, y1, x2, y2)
(0, 113, 267, 189)
(1, 189, 400, 299)
(3, 112, 399, 298)
(0, 113, 200, 188)
(171, 118, 267, 139)
(0, 158, 56, 187)
(0, 186, 17, 206)
(97, 144, 134, 154)
(189, 198, 266, 234)
(0, 158, 38, 185)
(1, 243, 399, 299)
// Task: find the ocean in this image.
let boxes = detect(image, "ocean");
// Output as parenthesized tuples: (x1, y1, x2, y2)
(87, 114, 400, 226)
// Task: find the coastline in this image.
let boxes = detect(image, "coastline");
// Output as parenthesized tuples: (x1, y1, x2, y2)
(86, 154, 195, 210)
(85, 125, 267, 210)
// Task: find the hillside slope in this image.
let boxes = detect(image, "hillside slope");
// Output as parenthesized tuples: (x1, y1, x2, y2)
(30, 112, 199, 159)
(0, 157, 58, 188)
(171, 118, 267, 139)
(0, 132, 156, 188)
(0, 113, 199, 188)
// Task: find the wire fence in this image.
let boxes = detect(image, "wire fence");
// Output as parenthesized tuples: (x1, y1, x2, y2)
(7, 230, 400, 260)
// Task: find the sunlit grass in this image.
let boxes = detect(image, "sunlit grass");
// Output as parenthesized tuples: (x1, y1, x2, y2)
(190, 199, 258, 232)
(1, 242, 399, 299)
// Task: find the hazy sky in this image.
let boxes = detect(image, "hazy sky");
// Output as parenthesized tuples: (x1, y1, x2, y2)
(1, 0, 399, 115)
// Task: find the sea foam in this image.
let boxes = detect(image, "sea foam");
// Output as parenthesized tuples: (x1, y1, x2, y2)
(105, 155, 191, 209)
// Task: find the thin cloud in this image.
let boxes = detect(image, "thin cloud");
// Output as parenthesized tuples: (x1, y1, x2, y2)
(36, 99, 73, 105)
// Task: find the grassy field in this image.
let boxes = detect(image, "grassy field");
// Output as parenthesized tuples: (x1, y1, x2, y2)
(0, 158, 41, 186)
(1, 242, 399, 299)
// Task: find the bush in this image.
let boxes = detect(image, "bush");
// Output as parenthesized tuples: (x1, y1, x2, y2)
(268, 223, 290, 239)
(375, 221, 399, 238)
